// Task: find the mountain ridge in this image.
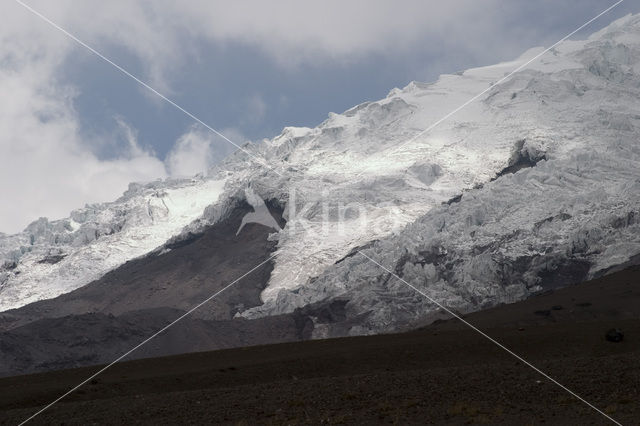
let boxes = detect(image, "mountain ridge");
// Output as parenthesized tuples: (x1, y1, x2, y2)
(1, 14, 640, 344)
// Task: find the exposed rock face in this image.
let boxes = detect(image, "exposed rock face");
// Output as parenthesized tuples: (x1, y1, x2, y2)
(0, 199, 320, 376)
(238, 15, 640, 335)
(0, 198, 286, 331)
(0, 178, 228, 311)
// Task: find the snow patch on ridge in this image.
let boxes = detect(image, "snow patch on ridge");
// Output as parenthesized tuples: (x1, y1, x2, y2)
(0, 178, 226, 311)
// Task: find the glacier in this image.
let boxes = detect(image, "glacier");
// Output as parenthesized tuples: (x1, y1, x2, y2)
(0, 178, 225, 310)
(2, 13, 640, 338)
(238, 14, 640, 330)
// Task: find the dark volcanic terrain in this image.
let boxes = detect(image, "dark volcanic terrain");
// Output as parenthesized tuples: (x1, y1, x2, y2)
(1, 265, 639, 425)
(0, 199, 317, 376)
(1, 199, 286, 328)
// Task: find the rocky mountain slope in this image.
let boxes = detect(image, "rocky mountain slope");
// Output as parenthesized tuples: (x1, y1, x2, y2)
(0, 178, 226, 311)
(239, 14, 640, 333)
(2, 265, 639, 424)
(1, 14, 640, 358)
(0, 200, 318, 376)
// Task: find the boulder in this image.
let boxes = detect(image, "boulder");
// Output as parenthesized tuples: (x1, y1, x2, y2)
(605, 328, 624, 343)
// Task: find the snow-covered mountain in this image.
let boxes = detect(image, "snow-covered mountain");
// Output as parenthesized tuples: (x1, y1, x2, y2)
(2, 13, 640, 340)
(240, 14, 640, 334)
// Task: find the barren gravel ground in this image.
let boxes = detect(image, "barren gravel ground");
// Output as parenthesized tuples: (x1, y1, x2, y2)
(1, 266, 639, 425)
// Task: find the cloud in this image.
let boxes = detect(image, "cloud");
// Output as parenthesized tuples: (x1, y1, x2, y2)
(0, 57, 167, 234)
(0, 0, 633, 234)
(17, 1, 626, 79)
(0, 3, 169, 234)
(165, 129, 214, 178)
(165, 126, 243, 178)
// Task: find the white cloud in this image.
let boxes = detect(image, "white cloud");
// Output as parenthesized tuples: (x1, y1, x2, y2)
(0, 3, 168, 234)
(0, 59, 167, 233)
(166, 126, 242, 178)
(165, 129, 214, 178)
(15, 1, 614, 80)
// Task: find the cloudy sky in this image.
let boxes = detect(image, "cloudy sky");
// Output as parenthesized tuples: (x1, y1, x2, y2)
(1, 0, 637, 234)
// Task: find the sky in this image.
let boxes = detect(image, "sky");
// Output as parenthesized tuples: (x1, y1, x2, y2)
(0, 0, 638, 234)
